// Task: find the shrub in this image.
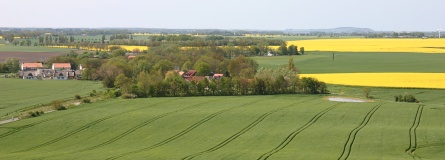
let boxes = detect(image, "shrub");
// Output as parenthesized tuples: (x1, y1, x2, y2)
(82, 98, 91, 103)
(363, 87, 371, 99)
(28, 111, 44, 117)
(122, 93, 136, 99)
(107, 89, 122, 98)
(299, 77, 329, 94)
(51, 100, 66, 110)
(394, 94, 419, 103)
(75, 94, 82, 99)
(90, 90, 97, 97)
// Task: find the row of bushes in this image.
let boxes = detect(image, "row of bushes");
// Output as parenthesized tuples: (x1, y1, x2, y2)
(28, 111, 44, 117)
(394, 94, 419, 103)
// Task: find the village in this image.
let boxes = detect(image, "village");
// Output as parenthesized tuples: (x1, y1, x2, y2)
(18, 61, 225, 82)
(19, 62, 82, 80)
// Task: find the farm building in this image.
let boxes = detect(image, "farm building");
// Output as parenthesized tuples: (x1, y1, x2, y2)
(21, 63, 43, 71)
(52, 63, 71, 70)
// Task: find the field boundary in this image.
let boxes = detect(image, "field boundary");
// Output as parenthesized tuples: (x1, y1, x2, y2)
(182, 97, 318, 160)
(257, 102, 344, 160)
(405, 105, 424, 158)
(337, 104, 382, 160)
(106, 97, 276, 160)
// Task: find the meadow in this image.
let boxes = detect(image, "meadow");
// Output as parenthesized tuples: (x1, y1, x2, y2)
(0, 78, 103, 121)
(0, 95, 444, 160)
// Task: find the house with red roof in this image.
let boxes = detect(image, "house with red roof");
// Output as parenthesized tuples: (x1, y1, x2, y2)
(21, 63, 43, 71)
(182, 70, 196, 78)
(52, 63, 71, 70)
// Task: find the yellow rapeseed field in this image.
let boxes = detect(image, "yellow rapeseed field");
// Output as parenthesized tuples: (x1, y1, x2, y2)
(109, 45, 149, 51)
(287, 39, 445, 53)
(300, 73, 445, 89)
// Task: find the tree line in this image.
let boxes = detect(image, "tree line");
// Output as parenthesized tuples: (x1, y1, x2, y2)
(38, 44, 327, 98)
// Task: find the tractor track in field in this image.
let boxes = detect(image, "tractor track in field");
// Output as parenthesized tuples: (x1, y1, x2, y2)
(13, 98, 179, 153)
(106, 97, 276, 160)
(337, 104, 382, 160)
(257, 102, 344, 160)
(405, 105, 424, 158)
(0, 99, 120, 139)
(182, 98, 318, 160)
(79, 98, 223, 152)
(0, 98, 143, 138)
(0, 118, 55, 139)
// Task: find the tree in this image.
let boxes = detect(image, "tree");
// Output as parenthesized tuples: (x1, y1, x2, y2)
(153, 60, 174, 76)
(288, 45, 298, 55)
(278, 42, 288, 55)
(239, 68, 255, 78)
(181, 61, 192, 72)
(4, 57, 20, 73)
(2, 33, 14, 42)
(288, 58, 296, 71)
(363, 87, 371, 99)
(300, 47, 305, 55)
(102, 34, 106, 43)
(135, 71, 150, 97)
(114, 73, 132, 94)
(228, 55, 258, 78)
(38, 36, 44, 45)
(111, 49, 126, 57)
(299, 77, 328, 94)
(194, 61, 211, 76)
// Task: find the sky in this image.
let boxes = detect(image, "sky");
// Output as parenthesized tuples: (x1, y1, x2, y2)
(1, 0, 444, 31)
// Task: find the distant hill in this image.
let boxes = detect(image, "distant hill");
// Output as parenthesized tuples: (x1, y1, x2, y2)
(284, 27, 375, 34)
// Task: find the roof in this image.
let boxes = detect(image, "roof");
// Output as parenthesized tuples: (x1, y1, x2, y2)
(128, 56, 136, 59)
(183, 70, 196, 77)
(22, 63, 43, 68)
(214, 74, 224, 77)
(53, 63, 71, 69)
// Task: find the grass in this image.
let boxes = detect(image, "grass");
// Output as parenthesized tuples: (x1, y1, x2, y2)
(0, 95, 443, 159)
(0, 78, 103, 120)
(253, 52, 445, 73)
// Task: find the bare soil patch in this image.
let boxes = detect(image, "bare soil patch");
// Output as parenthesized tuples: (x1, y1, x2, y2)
(324, 96, 372, 103)
(0, 52, 64, 62)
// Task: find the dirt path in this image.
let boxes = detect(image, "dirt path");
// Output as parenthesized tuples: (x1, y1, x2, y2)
(0, 118, 19, 125)
(326, 97, 370, 102)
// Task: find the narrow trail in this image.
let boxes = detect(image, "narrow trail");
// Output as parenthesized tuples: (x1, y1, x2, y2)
(106, 97, 276, 160)
(405, 105, 424, 159)
(337, 104, 383, 160)
(182, 98, 317, 160)
(257, 102, 344, 160)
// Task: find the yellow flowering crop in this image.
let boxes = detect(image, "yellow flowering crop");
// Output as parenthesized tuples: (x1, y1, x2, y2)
(287, 39, 445, 53)
(109, 45, 149, 51)
(301, 73, 445, 89)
